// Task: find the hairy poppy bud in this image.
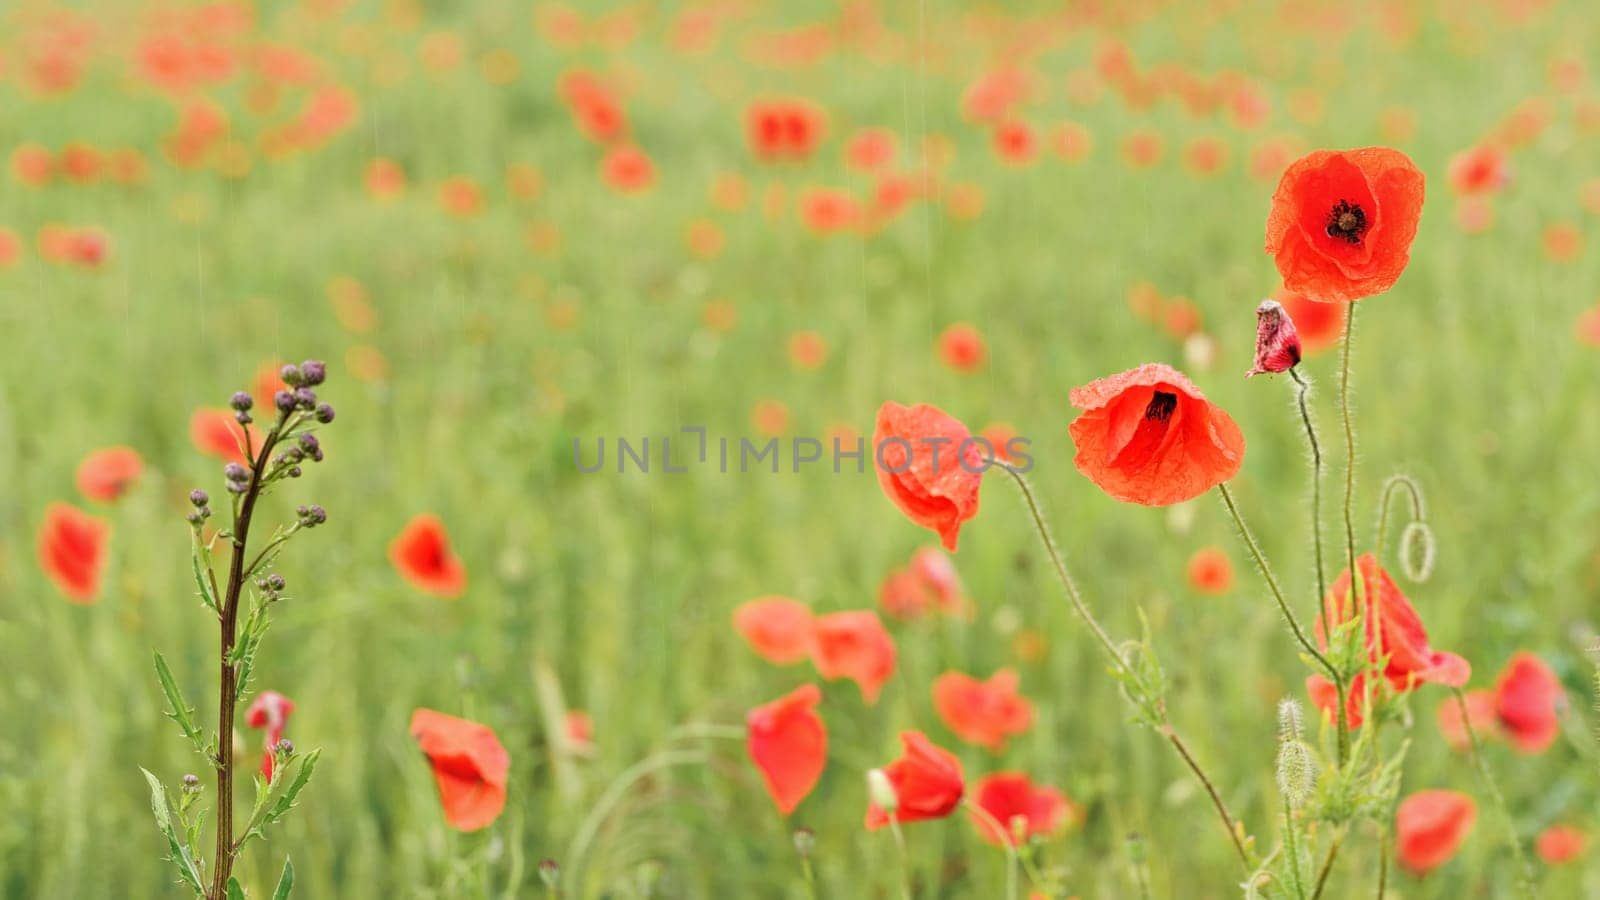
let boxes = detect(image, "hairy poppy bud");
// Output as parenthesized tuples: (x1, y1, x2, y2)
(1245, 299, 1302, 377)
(1400, 521, 1437, 583)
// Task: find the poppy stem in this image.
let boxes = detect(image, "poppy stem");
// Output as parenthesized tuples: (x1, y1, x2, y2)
(1375, 828, 1389, 900)
(1372, 474, 1425, 570)
(995, 463, 1124, 672)
(962, 799, 1019, 900)
(1452, 688, 1536, 895)
(887, 819, 914, 900)
(1282, 797, 1308, 900)
(1286, 367, 1329, 638)
(998, 463, 1253, 875)
(1335, 302, 1365, 768)
(1308, 827, 1344, 900)
(563, 749, 709, 894)
(1215, 482, 1335, 679)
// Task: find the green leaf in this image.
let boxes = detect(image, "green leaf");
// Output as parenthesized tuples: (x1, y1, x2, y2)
(140, 767, 206, 895)
(242, 749, 321, 847)
(191, 540, 219, 611)
(153, 652, 205, 754)
(272, 858, 295, 900)
(227, 876, 246, 900)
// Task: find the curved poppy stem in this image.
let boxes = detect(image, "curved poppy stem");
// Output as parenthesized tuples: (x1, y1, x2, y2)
(1216, 482, 1335, 679)
(1452, 688, 1536, 895)
(998, 463, 1252, 875)
(564, 749, 710, 894)
(1372, 474, 1425, 570)
(1287, 367, 1329, 634)
(962, 799, 1019, 900)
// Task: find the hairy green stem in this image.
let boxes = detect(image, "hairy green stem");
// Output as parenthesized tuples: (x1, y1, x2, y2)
(1283, 798, 1307, 900)
(1287, 367, 1329, 633)
(1217, 482, 1335, 678)
(1453, 688, 1535, 895)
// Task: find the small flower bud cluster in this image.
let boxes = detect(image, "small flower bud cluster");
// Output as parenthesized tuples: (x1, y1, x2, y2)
(255, 573, 287, 602)
(229, 391, 254, 425)
(275, 360, 336, 423)
(296, 505, 327, 528)
(224, 463, 250, 494)
(186, 489, 213, 525)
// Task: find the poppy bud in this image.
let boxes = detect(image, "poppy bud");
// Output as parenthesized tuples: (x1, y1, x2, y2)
(866, 768, 899, 815)
(793, 828, 816, 859)
(1245, 299, 1302, 377)
(538, 859, 560, 889)
(1400, 521, 1436, 583)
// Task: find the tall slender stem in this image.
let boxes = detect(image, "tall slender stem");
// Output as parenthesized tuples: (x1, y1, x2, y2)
(1309, 828, 1343, 900)
(999, 463, 1251, 874)
(1453, 688, 1535, 895)
(1334, 303, 1365, 768)
(1217, 482, 1334, 678)
(1283, 798, 1307, 900)
(1373, 475, 1425, 571)
(963, 799, 1019, 900)
(1287, 368, 1328, 633)
(210, 422, 283, 899)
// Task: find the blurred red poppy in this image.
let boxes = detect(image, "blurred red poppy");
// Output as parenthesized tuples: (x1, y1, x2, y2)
(601, 145, 655, 193)
(1068, 363, 1245, 506)
(1575, 306, 1600, 348)
(1494, 652, 1562, 754)
(932, 669, 1033, 752)
(746, 684, 827, 814)
(799, 187, 860, 234)
(865, 731, 964, 829)
(389, 514, 468, 598)
(810, 610, 896, 704)
(38, 502, 110, 603)
(845, 127, 895, 172)
(1307, 554, 1468, 728)
(1395, 789, 1475, 875)
(245, 690, 295, 781)
(747, 100, 825, 161)
(1435, 689, 1496, 751)
(733, 596, 813, 664)
(565, 710, 595, 755)
(937, 324, 987, 373)
(75, 446, 143, 503)
(1265, 147, 1425, 303)
(409, 708, 510, 831)
(993, 121, 1037, 165)
(969, 772, 1075, 846)
(1186, 547, 1234, 594)
(1536, 825, 1585, 865)
(189, 408, 257, 464)
(873, 402, 986, 550)
(1276, 288, 1345, 354)
(1447, 144, 1507, 196)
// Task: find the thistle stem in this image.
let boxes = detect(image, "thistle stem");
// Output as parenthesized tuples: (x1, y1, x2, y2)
(1217, 482, 1335, 678)
(1452, 688, 1535, 895)
(209, 417, 284, 900)
(999, 463, 1252, 874)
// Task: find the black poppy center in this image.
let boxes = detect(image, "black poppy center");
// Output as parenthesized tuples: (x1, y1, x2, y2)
(1325, 199, 1368, 245)
(1144, 391, 1178, 422)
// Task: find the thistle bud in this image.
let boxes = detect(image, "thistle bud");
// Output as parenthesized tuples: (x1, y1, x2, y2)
(280, 364, 303, 387)
(1400, 521, 1437, 583)
(792, 827, 816, 859)
(274, 390, 296, 413)
(189, 489, 209, 507)
(1245, 299, 1303, 378)
(229, 391, 253, 411)
(866, 768, 898, 815)
(314, 403, 336, 424)
(182, 773, 201, 792)
(224, 463, 249, 483)
(294, 387, 317, 410)
(274, 738, 295, 757)
(299, 359, 327, 386)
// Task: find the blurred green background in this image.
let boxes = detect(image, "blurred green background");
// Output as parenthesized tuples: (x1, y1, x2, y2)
(1, 0, 1597, 896)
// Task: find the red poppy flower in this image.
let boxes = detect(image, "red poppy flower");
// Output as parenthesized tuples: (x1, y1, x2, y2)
(1264, 147, 1426, 303)
(932, 669, 1033, 752)
(1276, 287, 1346, 354)
(873, 402, 987, 550)
(1307, 554, 1468, 728)
(1395, 789, 1475, 875)
(1435, 689, 1497, 751)
(878, 566, 931, 621)
(865, 731, 965, 829)
(799, 187, 860, 234)
(389, 514, 468, 598)
(746, 684, 827, 814)
(75, 446, 143, 503)
(245, 690, 295, 781)
(565, 710, 595, 755)
(937, 323, 987, 372)
(1245, 299, 1302, 377)
(1447, 144, 1507, 196)
(189, 407, 258, 464)
(810, 610, 896, 704)
(38, 502, 110, 603)
(733, 596, 813, 664)
(601, 145, 655, 193)
(1068, 363, 1245, 507)
(0, 227, 21, 268)
(409, 708, 510, 831)
(1493, 652, 1563, 754)
(1186, 547, 1234, 594)
(992, 121, 1037, 165)
(910, 547, 967, 613)
(969, 772, 1075, 846)
(1536, 825, 1585, 865)
(1576, 306, 1600, 348)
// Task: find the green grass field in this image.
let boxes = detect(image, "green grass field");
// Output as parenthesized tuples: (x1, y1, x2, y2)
(2, 1, 1599, 897)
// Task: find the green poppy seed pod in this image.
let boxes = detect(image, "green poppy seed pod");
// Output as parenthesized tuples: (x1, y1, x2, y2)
(1400, 521, 1436, 583)
(792, 827, 816, 859)
(1275, 739, 1316, 810)
(866, 768, 898, 814)
(1277, 699, 1304, 744)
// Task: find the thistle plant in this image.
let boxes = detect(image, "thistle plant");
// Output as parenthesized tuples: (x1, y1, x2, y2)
(142, 360, 336, 899)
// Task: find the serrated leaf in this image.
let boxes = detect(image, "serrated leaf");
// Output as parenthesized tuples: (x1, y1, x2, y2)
(242, 750, 321, 847)
(227, 876, 246, 900)
(191, 542, 219, 611)
(272, 858, 295, 900)
(154, 652, 206, 754)
(140, 768, 206, 895)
